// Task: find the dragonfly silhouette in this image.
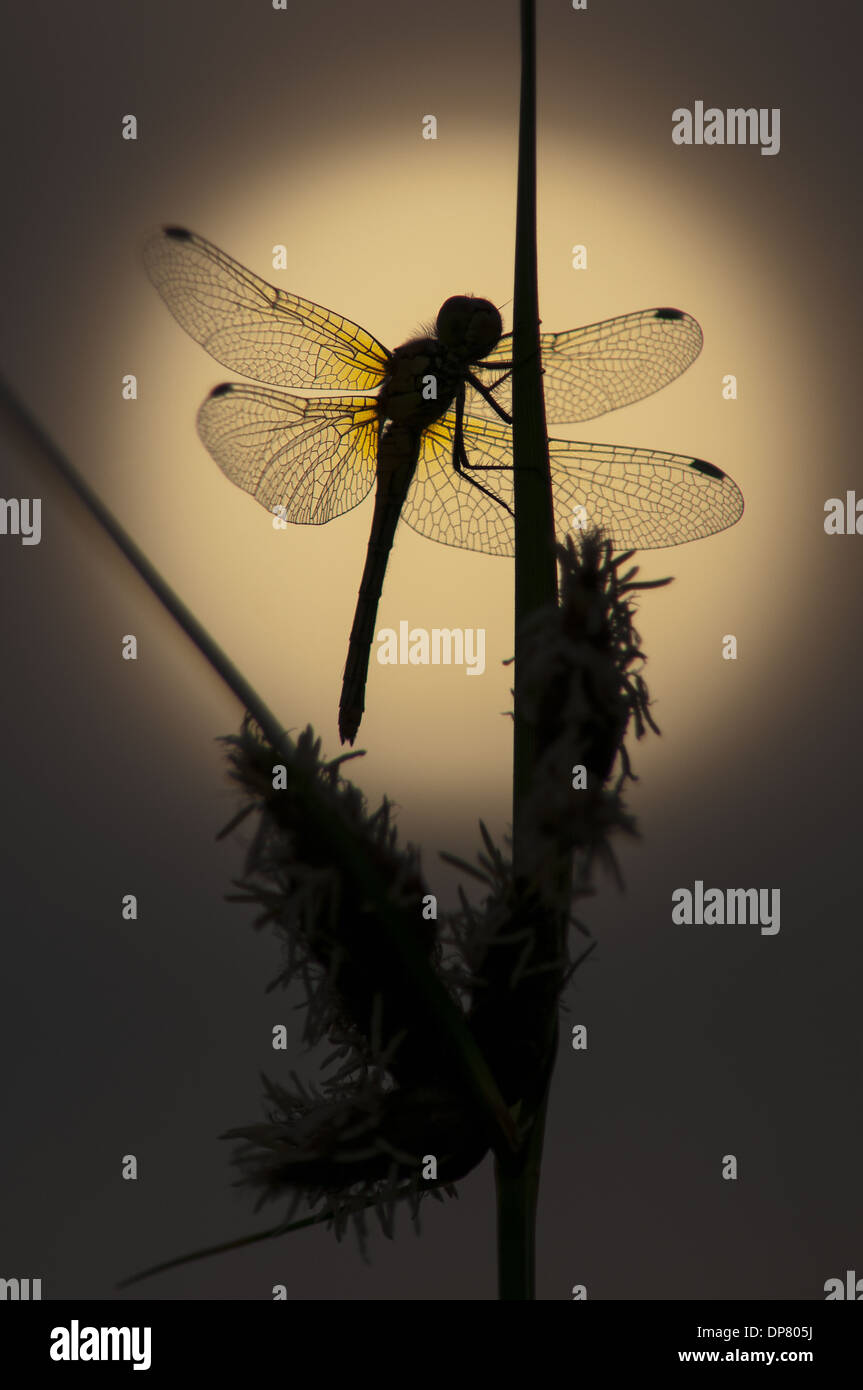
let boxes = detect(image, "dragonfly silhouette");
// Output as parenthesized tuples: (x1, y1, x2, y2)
(144, 227, 743, 744)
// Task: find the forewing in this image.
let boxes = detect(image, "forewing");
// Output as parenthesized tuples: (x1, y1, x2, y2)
(197, 385, 379, 523)
(470, 308, 703, 424)
(401, 413, 742, 554)
(144, 227, 389, 392)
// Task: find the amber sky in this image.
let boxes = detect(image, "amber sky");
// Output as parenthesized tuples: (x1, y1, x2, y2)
(1, 0, 861, 1300)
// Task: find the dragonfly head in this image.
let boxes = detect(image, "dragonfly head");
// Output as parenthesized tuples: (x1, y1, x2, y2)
(436, 295, 502, 361)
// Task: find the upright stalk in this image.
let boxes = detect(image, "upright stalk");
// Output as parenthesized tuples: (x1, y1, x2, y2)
(494, 0, 563, 1300)
(511, 6, 557, 734)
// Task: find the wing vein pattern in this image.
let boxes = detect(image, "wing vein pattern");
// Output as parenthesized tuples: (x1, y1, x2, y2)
(470, 307, 703, 424)
(197, 386, 379, 524)
(144, 228, 389, 392)
(401, 411, 742, 554)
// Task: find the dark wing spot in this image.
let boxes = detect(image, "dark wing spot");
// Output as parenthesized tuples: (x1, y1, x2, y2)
(690, 457, 725, 480)
(209, 383, 233, 398)
(164, 225, 192, 240)
(654, 307, 684, 321)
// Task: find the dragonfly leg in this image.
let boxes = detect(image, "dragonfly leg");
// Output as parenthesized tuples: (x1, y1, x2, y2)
(454, 452, 514, 518)
(465, 370, 512, 424)
(467, 343, 546, 423)
(484, 345, 541, 372)
(452, 389, 514, 517)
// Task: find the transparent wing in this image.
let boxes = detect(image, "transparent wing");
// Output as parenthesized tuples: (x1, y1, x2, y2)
(401, 413, 743, 555)
(196, 384, 379, 523)
(469, 308, 703, 425)
(401, 414, 516, 556)
(144, 227, 390, 392)
(546, 435, 743, 550)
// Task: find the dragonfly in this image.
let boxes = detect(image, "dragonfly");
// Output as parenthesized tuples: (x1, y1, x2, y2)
(144, 227, 743, 744)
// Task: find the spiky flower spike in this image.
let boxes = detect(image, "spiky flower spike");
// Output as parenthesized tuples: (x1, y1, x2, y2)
(442, 528, 670, 1106)
(217, 721, 491, 1245)
(219, 723, 435, 1082)
(517, 528, 670, 888)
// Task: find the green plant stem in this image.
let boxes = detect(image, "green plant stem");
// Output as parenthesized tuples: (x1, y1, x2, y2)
(498, 0, 568, 1301)
(512, 0, 557, 828)
(0, 374, 519, 1160)
(495, 1070, 552, 1300)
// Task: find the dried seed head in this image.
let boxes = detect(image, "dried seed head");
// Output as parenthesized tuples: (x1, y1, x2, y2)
(515, 529, 666, 889)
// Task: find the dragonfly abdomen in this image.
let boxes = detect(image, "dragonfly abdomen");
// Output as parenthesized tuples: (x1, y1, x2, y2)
(339, 423, 423, 745)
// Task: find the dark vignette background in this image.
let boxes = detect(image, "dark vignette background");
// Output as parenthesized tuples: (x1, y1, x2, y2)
(1, 0, 861, 1299)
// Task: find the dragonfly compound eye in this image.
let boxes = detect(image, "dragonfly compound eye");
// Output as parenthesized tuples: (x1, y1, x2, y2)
(436, 295, 502, 359)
